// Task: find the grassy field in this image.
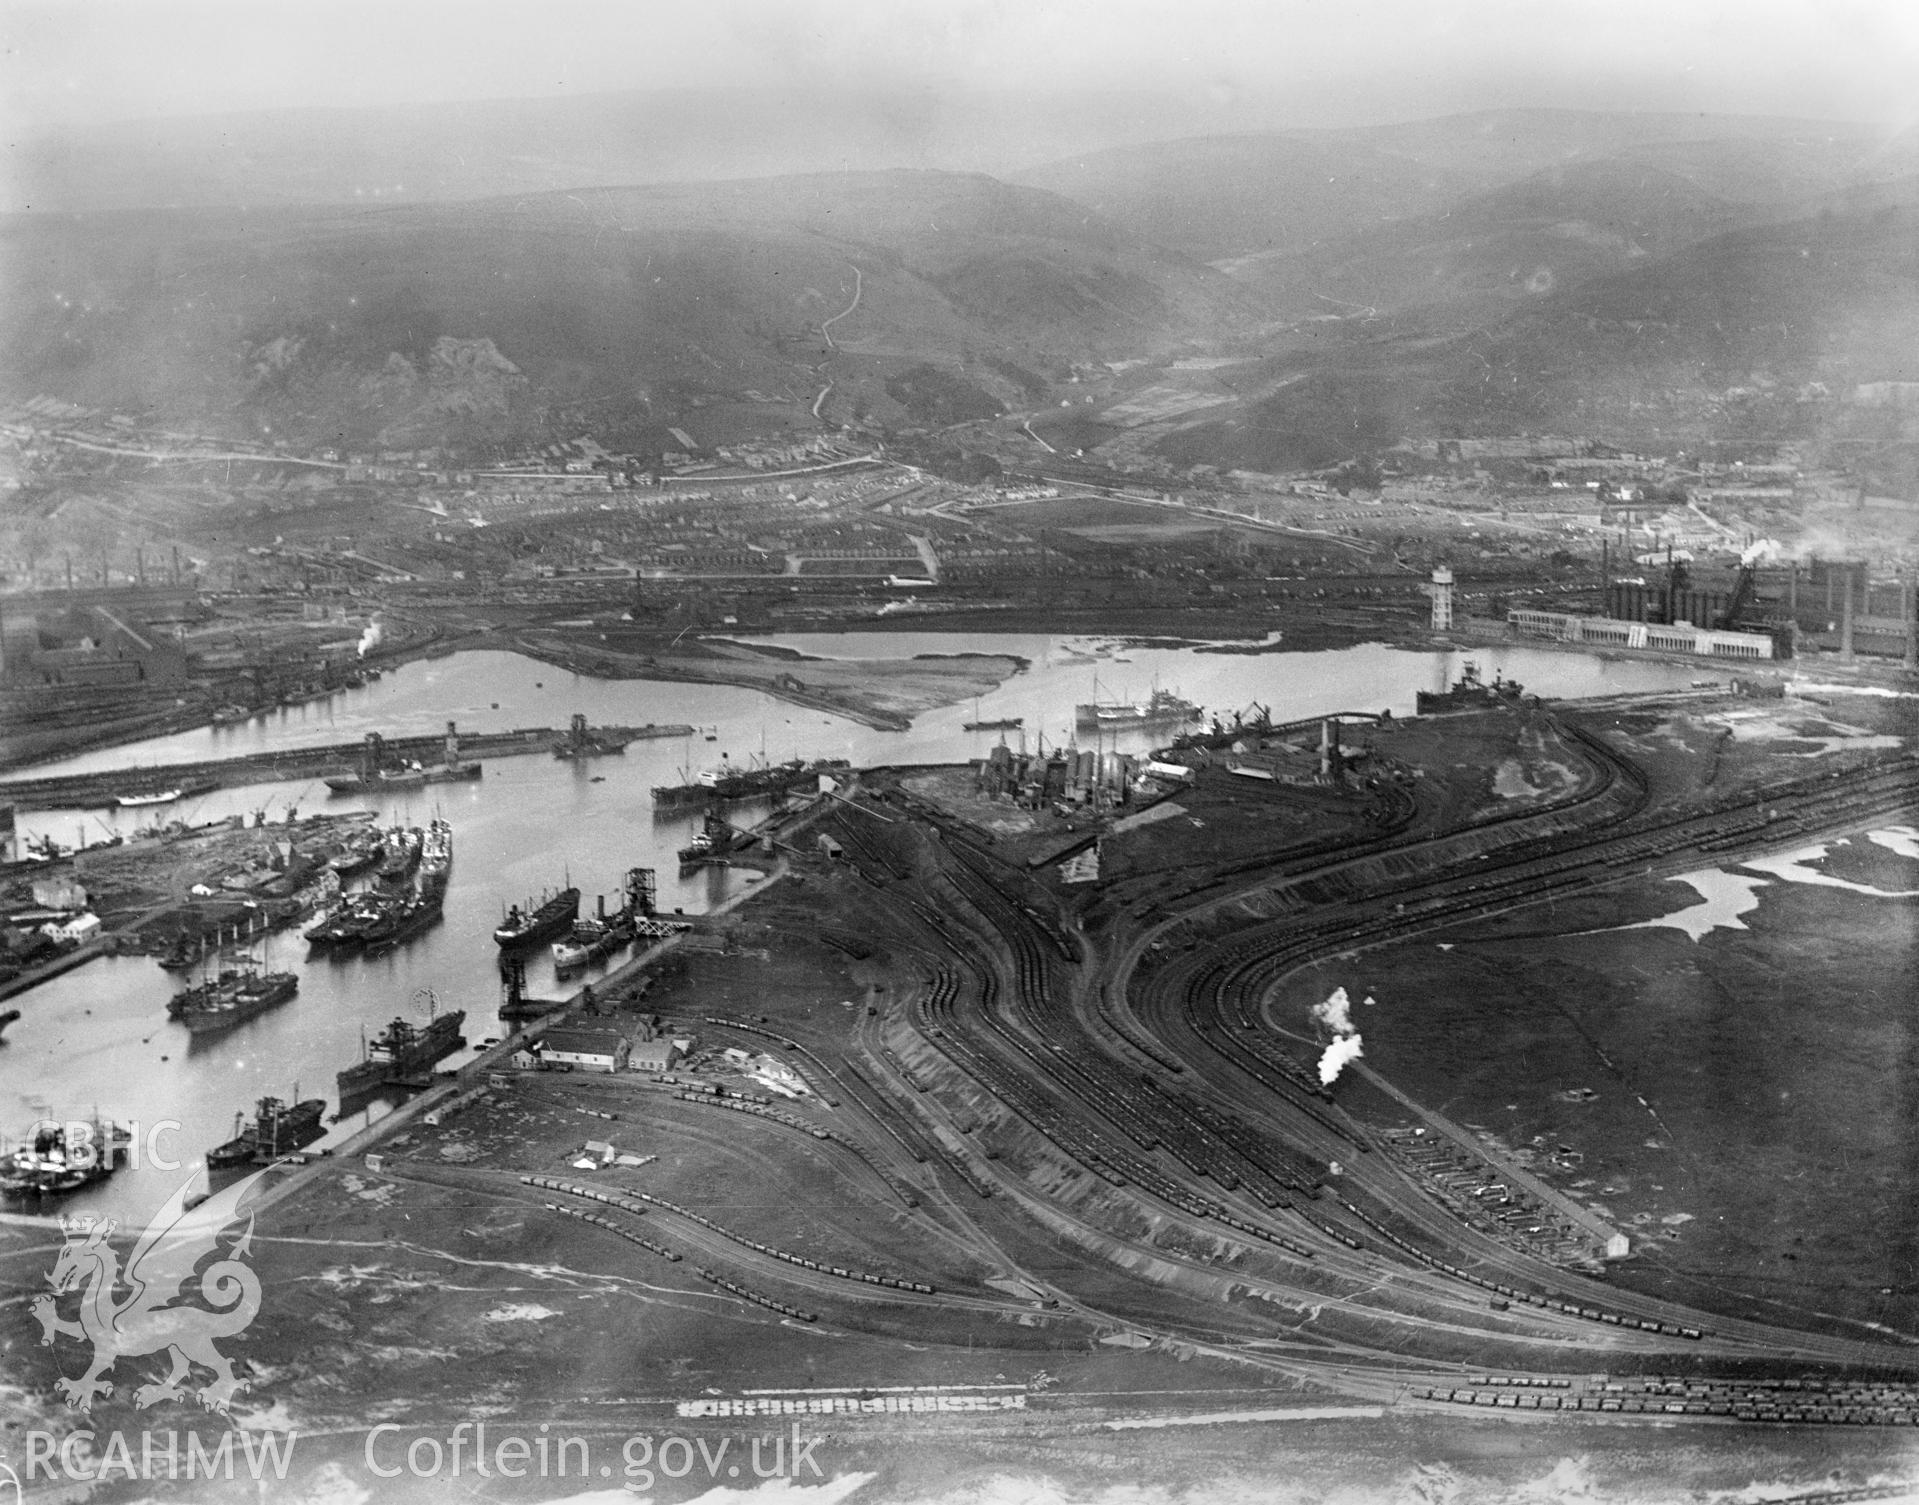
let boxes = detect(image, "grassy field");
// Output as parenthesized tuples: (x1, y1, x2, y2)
(1274, 830, 1919, 1338)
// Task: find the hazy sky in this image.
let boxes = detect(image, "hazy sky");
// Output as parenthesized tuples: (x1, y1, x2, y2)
(4, 0, 1917, 138)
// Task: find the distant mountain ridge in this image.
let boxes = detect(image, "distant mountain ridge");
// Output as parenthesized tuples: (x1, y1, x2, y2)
(1224, 158, 1756, 321)
(1152, 199, 1919, 471)
(5, 102, 1913, 473)
(1015, 109, 1919, 261)
(0, 169, 1255, 445)
(4, 87, 1308, 217)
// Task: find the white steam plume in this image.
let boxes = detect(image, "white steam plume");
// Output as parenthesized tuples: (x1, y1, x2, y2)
(357, 617, 384, 658)
(1740, 539, 1781, 567)
(1318, 1033, 1364, 1086)
(1311, 986, 1354, 1036)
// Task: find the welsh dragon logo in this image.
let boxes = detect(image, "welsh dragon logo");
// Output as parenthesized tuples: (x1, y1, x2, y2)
(32, 1180, 262, 1413)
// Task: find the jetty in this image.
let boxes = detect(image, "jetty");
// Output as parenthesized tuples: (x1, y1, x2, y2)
(0, 722, 695, 811)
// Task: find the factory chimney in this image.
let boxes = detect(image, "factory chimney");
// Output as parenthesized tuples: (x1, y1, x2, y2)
(1906, 577, 1917, 672)
(1841, 564, 1855, 662)
(1319, 718, 1341, 782)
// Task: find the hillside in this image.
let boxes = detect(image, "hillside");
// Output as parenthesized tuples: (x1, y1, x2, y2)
(0, 170, 1259, 448)
(1316, 109, 1919, 204)
(3, 88, 1301, 217)
(1013, 135, 1469, 260)
(1018, 111, 1919, 267)
(1225, 159, 1755, 321)
(1465, 200, 1919, 427)
(1154, 203, 1919, 471)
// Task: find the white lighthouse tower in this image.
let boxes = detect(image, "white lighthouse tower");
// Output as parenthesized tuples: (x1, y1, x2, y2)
(1429, 565, 1455, 633)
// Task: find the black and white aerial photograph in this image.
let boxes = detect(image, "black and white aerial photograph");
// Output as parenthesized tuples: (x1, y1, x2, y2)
(3, 0, 1919, 1498)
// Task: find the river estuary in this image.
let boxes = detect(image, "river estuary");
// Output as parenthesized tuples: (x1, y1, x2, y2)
(1, 633, 1700, 1220)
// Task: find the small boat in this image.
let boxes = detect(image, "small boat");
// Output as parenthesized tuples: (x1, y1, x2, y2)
(114, 787, 182, 808)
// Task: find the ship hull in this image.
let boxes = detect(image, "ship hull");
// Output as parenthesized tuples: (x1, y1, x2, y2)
(651, 758, 848, 810)
(175, 974, 299, 1033)
(361, 896, 444, 952)
(337, 1012, 467, 1093)
(493, 889, 580, 948)
(208, 1099, 326, 1168)
(1074, 706, 1200, 728)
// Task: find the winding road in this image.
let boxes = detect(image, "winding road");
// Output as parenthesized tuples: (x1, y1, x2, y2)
(820, 264, 863, 351)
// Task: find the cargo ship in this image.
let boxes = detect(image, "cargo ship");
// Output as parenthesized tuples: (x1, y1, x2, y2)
(551, 868, 662, 971)
(551, 913, 633, 972)
(324, 725, 481, 795)
(651, 756, 849, 811)
(305, 892, 397, 949)
(1074, 686, 1201, 731)
(207, 1096, 326, 1169)
(1, 1117, 132, 1197)
(327, 826, 385, 876)
(373, 825, 423, 882)
(418, 817, 453, 890)
(678, 812, 757, 869)
(323, 765, 428, 794)
(962, 696, 1022, 733)
(359, 890, 444, 952)
(494, 885, 580, 949)
(168, 966, 299, 1033)
(1414, 660, 1526, 715)
(553, 713, 635, 760)
(337, 1005, 467, 1094)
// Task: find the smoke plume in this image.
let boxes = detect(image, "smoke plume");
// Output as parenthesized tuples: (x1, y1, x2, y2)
(357, 617, 384, 658)
(1739, 539, 1781, 567)
(1311, 986, 1354, 1036)
(1312, 985, 1366, 1085)
(1318, 1032, 1364, 1086)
